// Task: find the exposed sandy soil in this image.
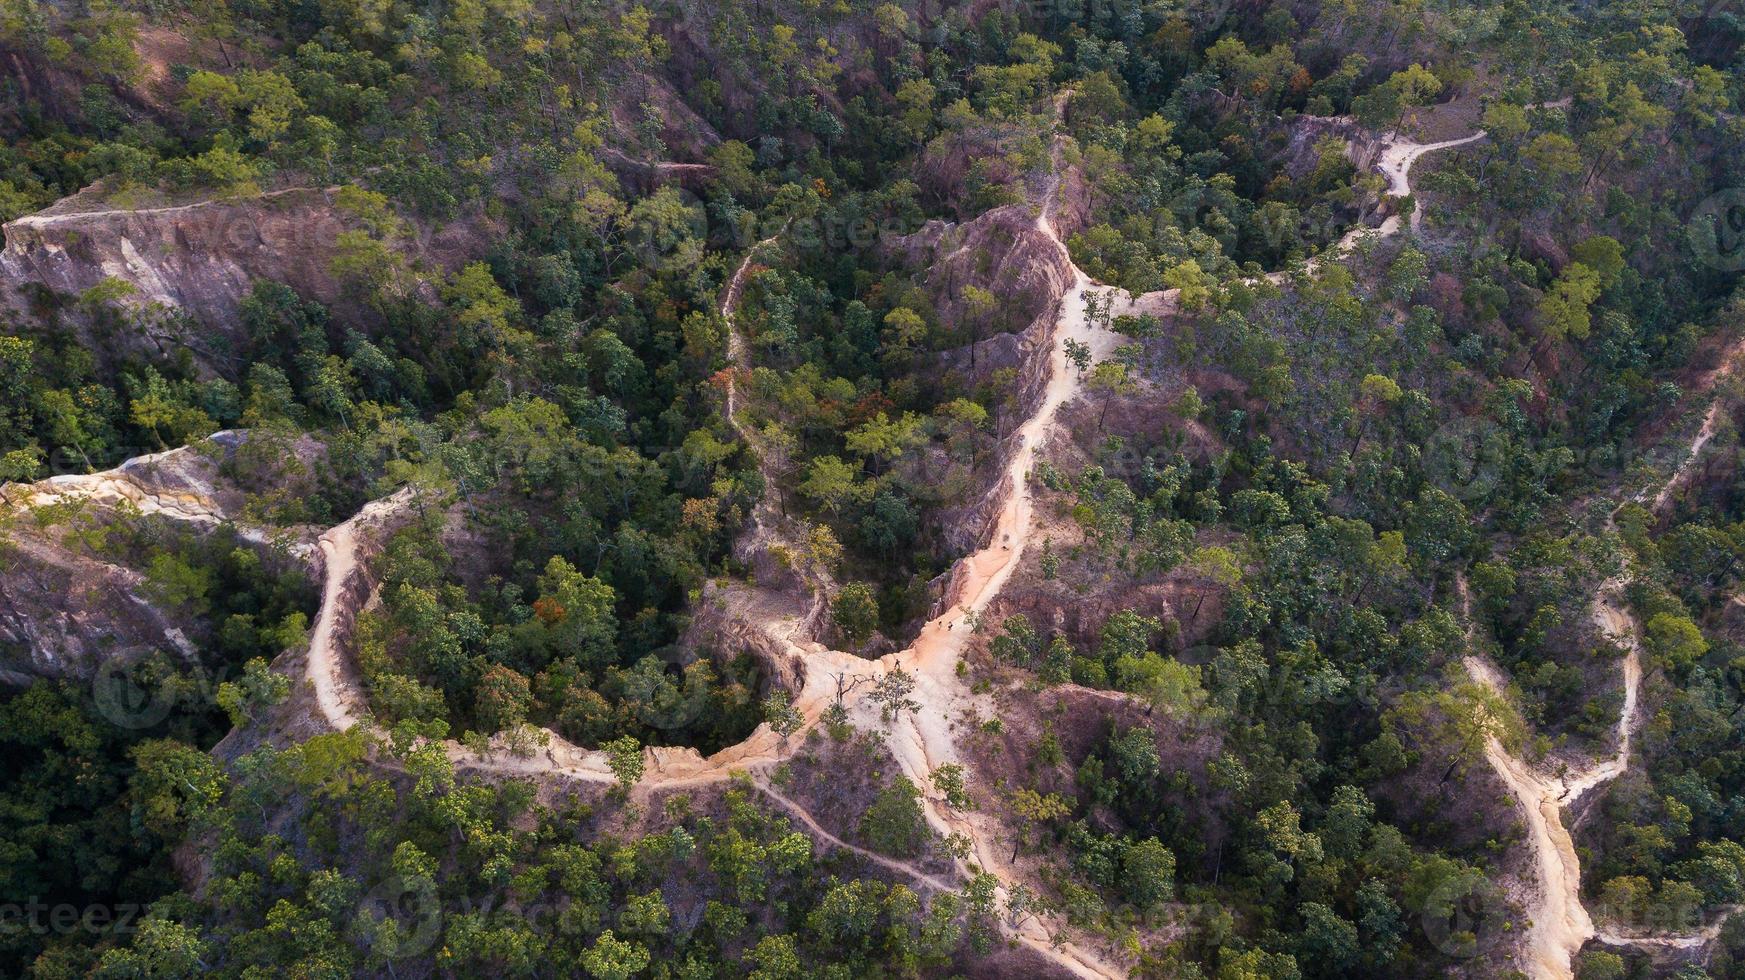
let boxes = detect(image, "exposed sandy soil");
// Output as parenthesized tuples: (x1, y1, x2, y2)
(0, 433, 328, 680)
(49, 104, 1136, 977)
(1461, 330, 1745, 978)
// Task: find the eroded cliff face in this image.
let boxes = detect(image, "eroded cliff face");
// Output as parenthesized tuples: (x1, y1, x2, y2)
(0, 533, 197, 686)
(0, 433, 320, 683)
(1282, 112, 1365, 177)
(883, 159, 1091, 556)
(0, 184, 486, 370)
(2, 187, 351, 322)
(888, 203, 1079, 353)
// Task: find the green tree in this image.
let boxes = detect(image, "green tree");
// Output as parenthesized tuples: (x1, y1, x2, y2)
(935, 399, 988, 463)
(931, 763, 975, 811)
(1575, 950, 1626, 980)
(1007, 788, 1070, 860)
(1122, 837, 1175, 911)
(763, 691, 803, 740)
(832, 583, 880, 649)
(960, 285, 998, 366)
(991, 615, 1041, 668)
(603, 736, 644, 790)
(215, 657, 291, 728)
(894, 78, 936, 145)
(1088, 360, 1137, 431)
(861, 778, 929, 857)
(1064, 338, 1092, 375)
(869, 668, 919, 720)
(844, 412, 924, 475)
(1352, 373, 1402, 454)
(473, 664, 533, 732)
(580, 930, 650, 980)
(799, 455, 871, 515)
(533, 556, 618, 668)
(1644, 612, 1707, 671)
(1099, 609, 1161, 663)
(746, 933, 803, 980)
(93, 918, 210, 978)
(1381, 63, 1443, 131)
(1538, 263, 1604, 342)
(129, 740, 226, 839)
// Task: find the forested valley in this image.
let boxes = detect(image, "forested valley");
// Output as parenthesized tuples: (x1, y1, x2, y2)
(1, 0, 1744, 977)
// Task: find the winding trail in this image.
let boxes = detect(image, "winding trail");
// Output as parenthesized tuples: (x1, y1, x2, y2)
(1649, 339, 1743, 515)
(305, 487, 426, 733)
(754, 778, 960, 893)
(715, 229, 834, 633)
(865, 123, 1129, 978)
(1097, 115, 1494, 320)
(1, 93, 1568, 980)
(1461, 336, 1745, 978)
(1378, 131, 1489, 234)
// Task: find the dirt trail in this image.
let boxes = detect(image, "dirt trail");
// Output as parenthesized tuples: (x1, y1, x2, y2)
(1099, 122, 1491, 319)
(1649, 338, 1744, 515)
(754, 779, 960, 893)
(130, 108, 1130, 977)
(716, 229, 832, 632)
(1, 94, 1548, 980)
(1462, 336, 1745, 977)
(769, 93, 1497, 977)
(1376, 131, 1488, 234)
(305, 488, 421, 732)
(5, 185, 327, 231)
(863, 128, 1130, 977)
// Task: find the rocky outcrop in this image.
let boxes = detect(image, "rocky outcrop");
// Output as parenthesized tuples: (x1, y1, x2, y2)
(1282, 112, 1364, 178)
(912, 125, 1041, 219)
(887, 204, 1076, 347)
(886, 200, 1079, 555)
(683, 593, 811, 698)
